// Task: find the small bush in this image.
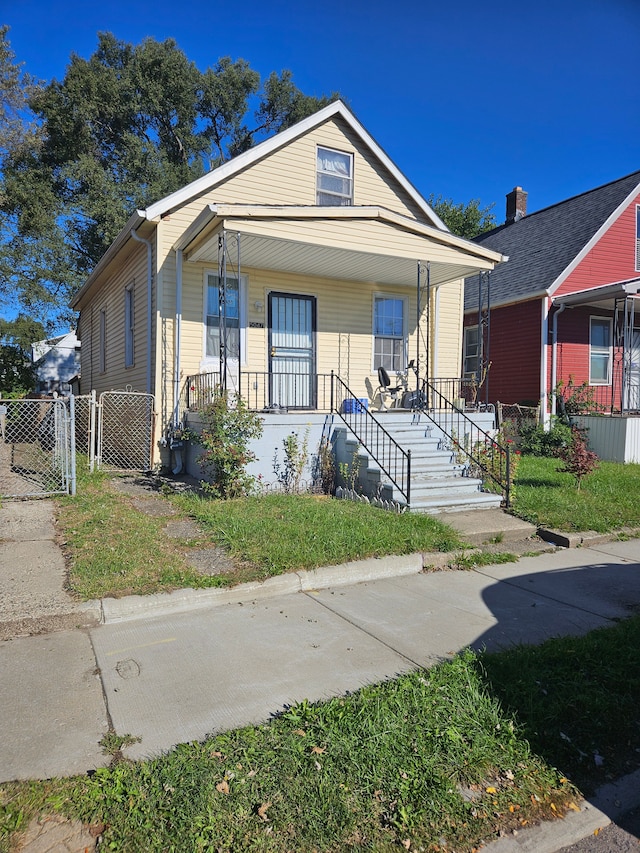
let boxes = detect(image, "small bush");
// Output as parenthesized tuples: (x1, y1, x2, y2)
(557, 426, 599, 490)
(197, 390, 263, 499)
(518, 419, 573, 457)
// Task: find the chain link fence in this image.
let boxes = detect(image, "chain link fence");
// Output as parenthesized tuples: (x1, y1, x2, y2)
(0, 398, 73, 498)
(496, 402, 540, 446)
(97, 391, 155, 471)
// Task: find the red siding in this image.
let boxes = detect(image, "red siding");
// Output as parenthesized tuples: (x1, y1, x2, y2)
(549, 306, 621, 410)
(555, 191, 640, 297)
(465, 300, 542, 405)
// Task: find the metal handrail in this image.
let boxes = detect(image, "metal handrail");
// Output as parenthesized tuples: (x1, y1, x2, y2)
(417, 381, 512, 506)
(330, 372, 411, 507)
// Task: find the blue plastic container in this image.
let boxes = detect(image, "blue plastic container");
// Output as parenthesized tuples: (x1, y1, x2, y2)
(342, 398, 369, 414)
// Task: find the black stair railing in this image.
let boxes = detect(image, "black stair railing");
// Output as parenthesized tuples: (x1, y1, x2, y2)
(416, 382, 512, 506)
(331, 372, 411, 507)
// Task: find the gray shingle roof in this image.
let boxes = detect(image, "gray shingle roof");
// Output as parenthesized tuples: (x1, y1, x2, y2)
(464, 170, 640, 311)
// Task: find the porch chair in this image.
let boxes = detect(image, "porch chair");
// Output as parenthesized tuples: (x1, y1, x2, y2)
(375, 366, 403, 410)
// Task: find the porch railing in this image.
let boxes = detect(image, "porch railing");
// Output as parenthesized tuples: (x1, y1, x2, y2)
(182, 371, 334, 413)
(417, 381, 512, 506)
(330, 372, 411, 507)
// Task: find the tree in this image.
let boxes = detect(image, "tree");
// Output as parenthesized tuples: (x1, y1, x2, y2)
(0, 30, 340, 324)
(427, 194, 497, 239)
(0, 314, 45, 395)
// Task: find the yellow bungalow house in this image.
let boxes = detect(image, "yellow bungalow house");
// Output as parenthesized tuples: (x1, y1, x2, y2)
(71, 100, 507, 511)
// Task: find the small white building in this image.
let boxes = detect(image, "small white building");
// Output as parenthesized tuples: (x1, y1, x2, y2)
(31, 330, 81, 395)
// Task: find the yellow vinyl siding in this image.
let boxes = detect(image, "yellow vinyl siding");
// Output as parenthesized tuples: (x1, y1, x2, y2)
(153, 115, 433, 275)
(78, 243, 151, 396)
(163, 263, 462, 413)
(435, 280, 464, 377)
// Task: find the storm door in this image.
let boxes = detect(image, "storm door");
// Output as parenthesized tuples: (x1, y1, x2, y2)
(625, 329, 640, 411)
(268, 293, 316, 409)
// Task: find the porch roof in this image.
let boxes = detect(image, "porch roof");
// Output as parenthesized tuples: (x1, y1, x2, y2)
(552, 277, 640, 310)
(174, 204, 506, 288)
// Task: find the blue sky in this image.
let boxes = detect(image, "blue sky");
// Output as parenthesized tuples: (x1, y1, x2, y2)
(3, 0, 639, 221)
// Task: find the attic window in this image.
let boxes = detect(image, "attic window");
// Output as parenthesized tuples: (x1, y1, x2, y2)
(316, 147, 353, 206)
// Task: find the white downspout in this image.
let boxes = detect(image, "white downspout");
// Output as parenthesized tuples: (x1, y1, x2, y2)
(130, 228, 153, 394)
(540, 298, 550, 428)
(550, 302, 566, 418)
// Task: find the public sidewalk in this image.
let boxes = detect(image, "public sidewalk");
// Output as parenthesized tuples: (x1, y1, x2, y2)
(2, 498, 640, 852)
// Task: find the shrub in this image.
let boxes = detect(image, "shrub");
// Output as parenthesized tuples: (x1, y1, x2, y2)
(518, 419, 573, 457)
(557, 426, 599, 490)
(197, 390, 263, 499)
(556, 376, 603, 416)
(273, 429, 309, 494)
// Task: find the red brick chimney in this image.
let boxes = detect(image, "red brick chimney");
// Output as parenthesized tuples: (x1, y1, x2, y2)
(506, 186, 527, 223)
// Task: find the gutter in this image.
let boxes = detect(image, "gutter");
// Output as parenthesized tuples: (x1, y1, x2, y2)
(550, 302, 567, 417)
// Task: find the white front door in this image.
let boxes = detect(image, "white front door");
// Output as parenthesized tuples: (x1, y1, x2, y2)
(625, 329, 640, 411)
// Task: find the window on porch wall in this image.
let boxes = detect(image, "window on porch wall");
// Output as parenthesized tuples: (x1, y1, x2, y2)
(589, 317, 612, 384)
(373, 296, 405, 371)
(206, 274, 240, 359)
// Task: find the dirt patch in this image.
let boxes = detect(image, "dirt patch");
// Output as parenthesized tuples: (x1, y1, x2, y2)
(185, 547, 237, 576)
(14, 813, 101, 852)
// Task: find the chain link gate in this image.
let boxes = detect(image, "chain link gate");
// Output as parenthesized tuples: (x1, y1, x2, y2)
(96, 390, 156, 471)
(0, 397, 75, 499)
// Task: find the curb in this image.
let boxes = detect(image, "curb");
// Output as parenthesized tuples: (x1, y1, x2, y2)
(537, 526, 640, 549)
(93, 548, 471, 624)
(482, 767, 640, 852)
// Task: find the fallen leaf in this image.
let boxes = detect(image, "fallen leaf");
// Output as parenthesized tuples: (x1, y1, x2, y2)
(311, 745, 326, 755)
(402, 840, 411, 850)
(257, 802, 271, 822)
(293, 729, 306, 737)
(216, 780, 230, 794)
(314, 761, 322, 771)
(486, 787, 497, 794)
(550, 803, 557, 812)
(567, 802, 581, 812)
(211, 751, 223, 758)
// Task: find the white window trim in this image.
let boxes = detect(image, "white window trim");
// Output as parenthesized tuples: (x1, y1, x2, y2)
(589, 315, 613, 385)
(316, 145, 354, 206)
(636, 204, 640, 272)
(371, 292, 407, 373)
(124, 284, 134, 368)
(201, 270, 248, 369)
(99, 309, 106, 374)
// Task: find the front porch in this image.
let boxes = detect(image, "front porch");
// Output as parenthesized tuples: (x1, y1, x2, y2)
(177, 370, 509, 513)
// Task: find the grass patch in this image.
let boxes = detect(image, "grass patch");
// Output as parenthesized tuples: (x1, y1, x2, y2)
(173, 492, 463, 576)
(56, 472, 464, 600)
(57, 470, 221, 599)
(0, 650, 579, 853)
(512, 456, 640, 533)
(478, 613, 640, 793)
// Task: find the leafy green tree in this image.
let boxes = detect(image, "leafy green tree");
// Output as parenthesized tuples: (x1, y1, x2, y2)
(0, 30, 339, 324)
(0, 314, 44, 395)
(428, 194, 497, 239)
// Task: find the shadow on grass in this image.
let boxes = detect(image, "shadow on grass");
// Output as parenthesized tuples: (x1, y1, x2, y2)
(514, 476, 565, 488)
(467, 562, 640, 800)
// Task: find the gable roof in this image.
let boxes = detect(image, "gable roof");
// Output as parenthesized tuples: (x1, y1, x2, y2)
(143, 100, 449, 230)
(464, 170, 640, 311)
(73, 100, 453, 308)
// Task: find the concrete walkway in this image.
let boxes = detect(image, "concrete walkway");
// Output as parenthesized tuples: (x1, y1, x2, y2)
(2, 497, 640, 852)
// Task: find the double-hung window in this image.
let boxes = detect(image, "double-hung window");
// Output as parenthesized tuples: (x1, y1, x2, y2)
(589, 317, 612, 384)
(316, 146, 353, 206)
(124, 285, 134, 368)
(463, 326, 480, 379)
(373, 295, 405, 371)
(205, 273, 240, 360)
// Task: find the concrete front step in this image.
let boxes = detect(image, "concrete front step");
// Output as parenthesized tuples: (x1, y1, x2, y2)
(410, 491, 503, 514)
(433, 508, 537, 543)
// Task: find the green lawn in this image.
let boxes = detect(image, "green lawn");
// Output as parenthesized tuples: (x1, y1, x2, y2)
(512, 456, 640, 533)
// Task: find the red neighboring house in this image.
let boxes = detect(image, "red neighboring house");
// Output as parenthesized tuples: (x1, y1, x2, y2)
(463, 172, 640, 420)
